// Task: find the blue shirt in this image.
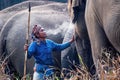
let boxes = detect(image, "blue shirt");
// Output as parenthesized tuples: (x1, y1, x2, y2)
(28, 39, 71, 72)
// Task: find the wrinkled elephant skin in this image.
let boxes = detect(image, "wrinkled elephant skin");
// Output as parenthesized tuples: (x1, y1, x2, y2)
(85, 0, 120, 73)
(0, 1, 69, 76)
(62, 0, 95, 75)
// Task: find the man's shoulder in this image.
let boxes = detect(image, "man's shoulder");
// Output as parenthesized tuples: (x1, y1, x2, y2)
(30, 41, 37, 46)
(46, 39, 54, 43)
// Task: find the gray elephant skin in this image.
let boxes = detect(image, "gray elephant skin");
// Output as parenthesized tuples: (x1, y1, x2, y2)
(85, 0, 120, 72)
(64, 0, 120, 77)
(62, 0, 95, 75)
(0, 1, 70, 76)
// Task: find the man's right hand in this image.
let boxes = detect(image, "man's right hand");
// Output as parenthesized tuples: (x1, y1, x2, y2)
(24, 44, 28, 51)
(69, 35, 75, 44)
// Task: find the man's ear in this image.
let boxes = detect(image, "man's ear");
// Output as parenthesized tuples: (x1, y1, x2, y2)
(34, 32, 40, 38)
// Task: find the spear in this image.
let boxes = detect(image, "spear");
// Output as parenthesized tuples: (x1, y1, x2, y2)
(23, 2, 31, 80)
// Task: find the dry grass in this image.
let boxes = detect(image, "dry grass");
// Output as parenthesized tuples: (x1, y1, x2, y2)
(97, 48, 120, 80)
(61, 48, 120, 80)
(0, 60, 11, 80)
(0, 48, 120, 80)
(0, 49, 16, 80)
(61, 56, 92, 80)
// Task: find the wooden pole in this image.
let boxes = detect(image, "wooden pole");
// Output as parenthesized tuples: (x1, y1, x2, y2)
(23, 2, 31, 80)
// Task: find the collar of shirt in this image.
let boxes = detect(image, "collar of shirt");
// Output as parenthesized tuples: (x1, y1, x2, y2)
(36, 39, 46, 45)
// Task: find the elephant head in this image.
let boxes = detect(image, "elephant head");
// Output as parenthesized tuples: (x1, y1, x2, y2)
(62, 0, 95, 75)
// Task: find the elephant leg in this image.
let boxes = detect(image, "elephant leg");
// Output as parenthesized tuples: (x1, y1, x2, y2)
(0, 37, 7, 59)
(104, 10, 120, 53)
(74, 31, 95, 75)
(85, 0, 117, 75)
(73, 11, 95, 75)
(61, 44, 79, 78)
(61, 26, 79, 78)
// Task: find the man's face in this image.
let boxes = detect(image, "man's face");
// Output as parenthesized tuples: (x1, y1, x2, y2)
(39, 28, 47, 38)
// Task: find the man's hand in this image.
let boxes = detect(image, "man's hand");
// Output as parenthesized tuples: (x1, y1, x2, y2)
(70, 35, 75, 44)
(24, 44, 28, 51)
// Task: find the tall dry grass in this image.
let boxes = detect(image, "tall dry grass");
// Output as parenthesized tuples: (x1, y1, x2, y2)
(97, 48, 120, 80)
(0, 48, 120, 80)
(61, 48, 120, 80)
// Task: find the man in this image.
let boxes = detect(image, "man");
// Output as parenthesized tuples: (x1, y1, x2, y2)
(24, 25, 74, 80)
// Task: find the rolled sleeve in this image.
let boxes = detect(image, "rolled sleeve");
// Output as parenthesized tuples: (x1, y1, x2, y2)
(53, 42, 71, 51)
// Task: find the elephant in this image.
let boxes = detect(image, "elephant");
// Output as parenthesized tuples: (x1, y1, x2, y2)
(62, 0, 95, 75)
(85, 0, 120, 74)
(61, 23, 80, 76)
(0, 0, 70, 76)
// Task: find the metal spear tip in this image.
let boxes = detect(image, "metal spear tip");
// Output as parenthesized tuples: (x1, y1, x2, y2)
(28, 2, 31, 12)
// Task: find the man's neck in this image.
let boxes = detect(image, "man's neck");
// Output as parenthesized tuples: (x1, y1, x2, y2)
(39, 38, 46, 41)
